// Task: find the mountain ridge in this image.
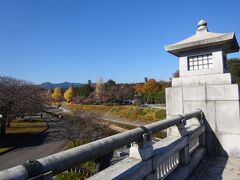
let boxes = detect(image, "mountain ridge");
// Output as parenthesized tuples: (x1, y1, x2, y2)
(39, 82, 83, 89)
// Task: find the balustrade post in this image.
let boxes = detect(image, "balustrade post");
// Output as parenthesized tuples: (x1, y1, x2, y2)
(177, 119, 190, 165)
(129, 131, 153, 161)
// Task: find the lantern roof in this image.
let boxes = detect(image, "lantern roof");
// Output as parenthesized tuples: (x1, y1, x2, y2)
(165, 20, 239, 56)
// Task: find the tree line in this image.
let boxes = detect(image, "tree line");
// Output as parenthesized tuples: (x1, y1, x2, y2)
(51, 78, 171, 105)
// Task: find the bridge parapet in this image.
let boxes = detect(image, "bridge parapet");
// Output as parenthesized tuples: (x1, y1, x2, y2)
(0, 110, 205, 180)
(90, 110, 205, 180)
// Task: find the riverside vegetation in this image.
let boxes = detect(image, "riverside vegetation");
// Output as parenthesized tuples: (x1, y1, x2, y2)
(66, 104, 166, 123)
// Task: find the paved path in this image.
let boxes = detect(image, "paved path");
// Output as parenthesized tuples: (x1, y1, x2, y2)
(189, 157, 240, 180)
(0, 115, 67, 171)
(0, 140, 66, 171)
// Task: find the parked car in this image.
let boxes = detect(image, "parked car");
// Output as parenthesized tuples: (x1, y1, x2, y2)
(141, 102, 148, 107)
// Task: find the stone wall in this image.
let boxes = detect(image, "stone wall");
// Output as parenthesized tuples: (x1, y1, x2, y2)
(166, 74, 240, 158)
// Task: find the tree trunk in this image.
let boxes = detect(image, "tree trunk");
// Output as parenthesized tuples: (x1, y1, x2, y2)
(0, 118, 6, 136)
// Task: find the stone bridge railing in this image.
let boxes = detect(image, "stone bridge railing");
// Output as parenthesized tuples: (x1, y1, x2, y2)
(0, 110, 205, 180)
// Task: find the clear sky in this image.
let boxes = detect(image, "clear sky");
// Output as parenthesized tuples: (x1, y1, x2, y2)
(0, 0, 240, 84)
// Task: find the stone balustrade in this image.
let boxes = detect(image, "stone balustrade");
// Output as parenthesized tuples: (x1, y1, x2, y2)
(0, 110, 205, 180)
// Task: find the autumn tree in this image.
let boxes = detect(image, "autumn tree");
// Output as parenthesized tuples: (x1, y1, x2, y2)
(42, 89, 52, 105)
(158, 80, 170, 91)
(64, 87, 74, 102)
(104, 79, 117, 105)
(135, 84, 144, 95)
(61, 110, 114, 147)
(118, 84, 135, 101)
(95, 78, 105, 102)
(142, 79, 160, 103)
(0, 76, 45, 135)
(51, 87, 62, 103)
(76, 84, 94, 98)
(155, 91, 166, 105)
(104, 79, 116, 92)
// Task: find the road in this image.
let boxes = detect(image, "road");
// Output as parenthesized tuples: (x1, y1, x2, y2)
(0, 115, 67, 171)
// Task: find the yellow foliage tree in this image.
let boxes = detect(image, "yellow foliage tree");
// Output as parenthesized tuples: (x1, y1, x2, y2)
(52, 87, 62, 103)
(142, 79, 159, 93)
(95, 78, 104, 98)
(64, 87, 74, 102)
(135, 84, 144, 94)
(142, 79, 159, 102)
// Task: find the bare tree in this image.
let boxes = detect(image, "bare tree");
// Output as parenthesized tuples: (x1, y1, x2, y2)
(0, 76, 45, 135)
(61, 110, 114, 147)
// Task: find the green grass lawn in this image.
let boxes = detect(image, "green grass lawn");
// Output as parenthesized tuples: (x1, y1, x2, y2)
(0, 147, 11, 154)
(6, 119, 47, 134)
(67, 104, 166, 123)
(0, 119, 48, 154)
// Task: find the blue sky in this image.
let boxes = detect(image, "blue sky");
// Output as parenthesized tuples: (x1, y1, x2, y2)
(0, 0, 240, 84)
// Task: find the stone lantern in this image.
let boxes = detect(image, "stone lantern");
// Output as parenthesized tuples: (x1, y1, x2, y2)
(165, 20, 240, 158)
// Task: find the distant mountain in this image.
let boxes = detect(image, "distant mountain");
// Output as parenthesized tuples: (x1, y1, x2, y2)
(39, 82, 83, 89)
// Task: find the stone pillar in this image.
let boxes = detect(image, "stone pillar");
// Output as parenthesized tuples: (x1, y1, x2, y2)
(165, 20, 240, 158)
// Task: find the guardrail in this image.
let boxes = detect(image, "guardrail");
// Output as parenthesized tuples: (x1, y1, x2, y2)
(0, 110, 204, 180)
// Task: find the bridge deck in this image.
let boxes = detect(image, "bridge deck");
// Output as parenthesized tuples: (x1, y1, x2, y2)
(189, 157, 240, 180)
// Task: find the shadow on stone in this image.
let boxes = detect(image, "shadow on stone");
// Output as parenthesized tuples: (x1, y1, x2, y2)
(190, 114, 229, 179)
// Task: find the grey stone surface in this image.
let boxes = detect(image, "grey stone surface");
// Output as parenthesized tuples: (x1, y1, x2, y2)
(166, 87, 183, 116)
(183, 86, 206, 101)
(215, 101, 240, 134)
(189, 157, 240, 180)
(206, 84, 240, 100)
(89, 158, 152, 180)
(205, 101, 216, 131)
(172, 73, 234, 87)
(217, 133, 240, 158)
(129, 142, 154, 161)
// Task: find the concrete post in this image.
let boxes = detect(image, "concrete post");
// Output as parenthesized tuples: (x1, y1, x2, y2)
(179, 145, 190, 165)
(129, 132, 154, 161)
(177, 120, 190, 165)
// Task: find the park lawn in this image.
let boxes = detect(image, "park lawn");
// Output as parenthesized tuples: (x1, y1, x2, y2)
(67, 104, 166, 123)
(0, 147, 11, 154)
(0, 119, 48, 154)
(6, 119, 47, 134)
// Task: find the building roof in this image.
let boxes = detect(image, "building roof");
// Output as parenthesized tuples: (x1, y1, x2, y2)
(165, 20, 239, 57)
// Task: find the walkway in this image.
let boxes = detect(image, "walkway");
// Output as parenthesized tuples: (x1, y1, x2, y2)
(189, 157, 240, 180)
(0, 115, 66, 171)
